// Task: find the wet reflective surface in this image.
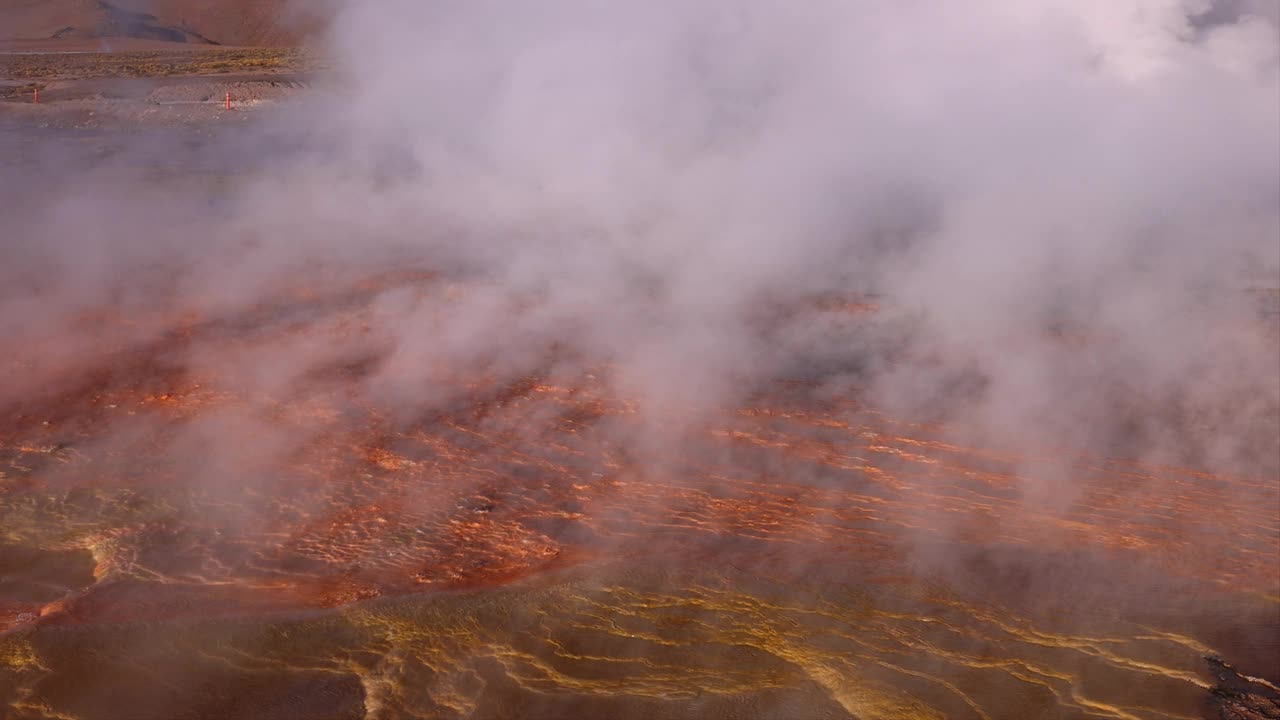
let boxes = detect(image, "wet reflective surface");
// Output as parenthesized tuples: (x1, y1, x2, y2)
(1, 269, 1277, 719)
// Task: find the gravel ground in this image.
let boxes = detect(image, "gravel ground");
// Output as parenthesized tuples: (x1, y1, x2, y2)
(0, 74, 310, 129)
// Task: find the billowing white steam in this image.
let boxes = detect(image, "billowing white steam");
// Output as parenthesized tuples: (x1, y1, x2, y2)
(309, 0, 1280, 475)
(2, 0, 1278, 486)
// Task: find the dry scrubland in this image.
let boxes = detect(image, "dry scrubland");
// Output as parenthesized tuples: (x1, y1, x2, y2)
(0, 47, 322, 123)
(1, 47, 316, 87)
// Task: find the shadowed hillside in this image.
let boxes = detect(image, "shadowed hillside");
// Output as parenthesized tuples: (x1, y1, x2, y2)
(0, 0, 307, 48)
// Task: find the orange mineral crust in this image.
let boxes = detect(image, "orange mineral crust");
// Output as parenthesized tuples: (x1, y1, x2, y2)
(0, 276, 1276, 720)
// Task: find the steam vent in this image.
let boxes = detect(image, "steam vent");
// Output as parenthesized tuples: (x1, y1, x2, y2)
(2, 2, 1278, 719)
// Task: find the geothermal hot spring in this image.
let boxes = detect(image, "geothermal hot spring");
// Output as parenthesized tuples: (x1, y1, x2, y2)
(1, 3, 1278, 719)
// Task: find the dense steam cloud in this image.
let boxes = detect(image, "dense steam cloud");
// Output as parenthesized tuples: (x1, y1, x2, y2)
(3, 0, 1278, 492)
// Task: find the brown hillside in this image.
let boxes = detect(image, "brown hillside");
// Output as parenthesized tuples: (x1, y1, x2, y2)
(0, 0, 307, 48)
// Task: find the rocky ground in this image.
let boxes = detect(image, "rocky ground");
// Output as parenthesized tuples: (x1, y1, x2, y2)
(1207, 656, 1280, 720)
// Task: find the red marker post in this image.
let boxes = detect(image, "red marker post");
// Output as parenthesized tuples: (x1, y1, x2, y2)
(225, 91, 231, 110)
(33, 87, 38, 104)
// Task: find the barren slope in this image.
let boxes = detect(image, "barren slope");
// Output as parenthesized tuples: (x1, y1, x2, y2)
(0, 0, 305, 48)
